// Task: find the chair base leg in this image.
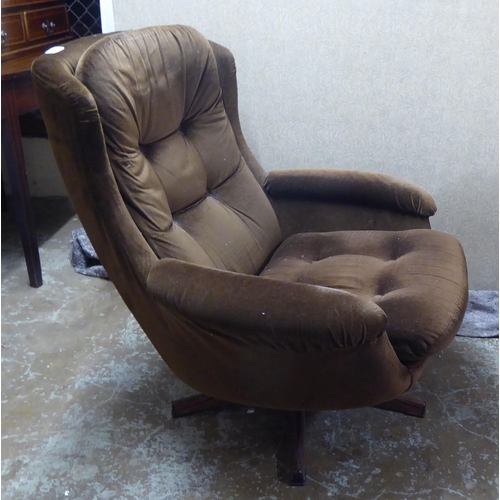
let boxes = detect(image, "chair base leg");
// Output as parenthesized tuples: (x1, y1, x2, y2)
(373, 394, 426, 418)
(172, 394, 307, 486)
(290, 411, 306, 486)
(171, 393, 425, 487)
(171, 393, 225, 418)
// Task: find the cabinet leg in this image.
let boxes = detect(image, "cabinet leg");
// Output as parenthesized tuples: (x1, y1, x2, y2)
(2, 86, 42, 288)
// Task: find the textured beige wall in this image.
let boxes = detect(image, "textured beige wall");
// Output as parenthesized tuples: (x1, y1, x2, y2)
(114, 0, 498, 289)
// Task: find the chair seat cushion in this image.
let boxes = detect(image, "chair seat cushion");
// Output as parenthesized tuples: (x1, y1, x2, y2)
(260, 229, 468, 364)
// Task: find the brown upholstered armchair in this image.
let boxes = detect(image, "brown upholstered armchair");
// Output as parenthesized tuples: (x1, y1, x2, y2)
(32, 26, 468, 486)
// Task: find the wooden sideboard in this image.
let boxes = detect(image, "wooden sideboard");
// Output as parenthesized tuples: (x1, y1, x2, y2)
(2, 0, 73, 61)
(2, 0, 74, 287)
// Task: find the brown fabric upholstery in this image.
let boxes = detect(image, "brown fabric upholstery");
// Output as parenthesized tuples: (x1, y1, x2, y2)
(266, 169, 435, 239)
(265, 169, 437, 216)
(31, 25, 468, 413)
(261, 229, 468, 365)
(269, 198, 433, 240)
(75, 26, 281, 274)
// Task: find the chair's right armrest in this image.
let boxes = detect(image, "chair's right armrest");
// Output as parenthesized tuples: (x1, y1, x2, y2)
(146, 258, 388, 352)
(264, 169, 436, 238)
(264, 169, 436, 216)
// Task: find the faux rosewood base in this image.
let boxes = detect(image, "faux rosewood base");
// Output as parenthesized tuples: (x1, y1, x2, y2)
(171, 393, 427, 486)
(290, 411, 306, 486)
(373, 394, 427, 418)
(171, 394, 224, 418)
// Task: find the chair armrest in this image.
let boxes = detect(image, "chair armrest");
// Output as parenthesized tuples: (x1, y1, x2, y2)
(146, 258, 387, 352)
(264, 169, 437, 217)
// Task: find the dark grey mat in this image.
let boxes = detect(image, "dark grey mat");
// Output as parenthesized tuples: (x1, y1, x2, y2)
(70, 228, 109, 280)
(457, 290, 499, 338)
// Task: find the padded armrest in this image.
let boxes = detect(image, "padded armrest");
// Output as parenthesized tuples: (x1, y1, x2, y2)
(264, 169, 437, 217)
(147, 258, 387, 352)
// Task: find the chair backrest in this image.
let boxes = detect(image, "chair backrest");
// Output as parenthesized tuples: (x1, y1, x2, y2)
(74, 25, 281, 274)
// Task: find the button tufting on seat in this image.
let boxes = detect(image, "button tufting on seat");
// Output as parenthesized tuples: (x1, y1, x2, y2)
(261, 228, 468, 364)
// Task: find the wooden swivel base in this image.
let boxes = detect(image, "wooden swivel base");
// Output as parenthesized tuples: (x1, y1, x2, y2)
(171, 393, 426, 487)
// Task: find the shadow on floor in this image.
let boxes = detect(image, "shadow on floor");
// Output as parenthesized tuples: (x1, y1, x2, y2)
(1, 196, 76, 248)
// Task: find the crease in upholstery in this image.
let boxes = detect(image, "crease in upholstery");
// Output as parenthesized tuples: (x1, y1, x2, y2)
(208, 154, 244, 191)
(172, 192, 208, 216)
(169, 29, 188, 115)
(208, 194, 268, 271)
(184, 46, 214, 121)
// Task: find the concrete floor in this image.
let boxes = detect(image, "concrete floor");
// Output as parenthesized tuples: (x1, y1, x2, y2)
(2, 198, 499, 500)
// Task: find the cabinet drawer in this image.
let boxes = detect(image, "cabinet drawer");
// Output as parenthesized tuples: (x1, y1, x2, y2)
(24, 5, 69, 42)
(2, 0, 58, 7)
(1, 13, 25, 48)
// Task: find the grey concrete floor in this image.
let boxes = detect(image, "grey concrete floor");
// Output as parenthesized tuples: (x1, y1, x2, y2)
(2, 198, 499, 500)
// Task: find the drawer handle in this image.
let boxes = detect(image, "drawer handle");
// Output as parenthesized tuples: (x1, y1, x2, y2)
(1, 30, 7, 45)
(41, 21, 56, 35)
